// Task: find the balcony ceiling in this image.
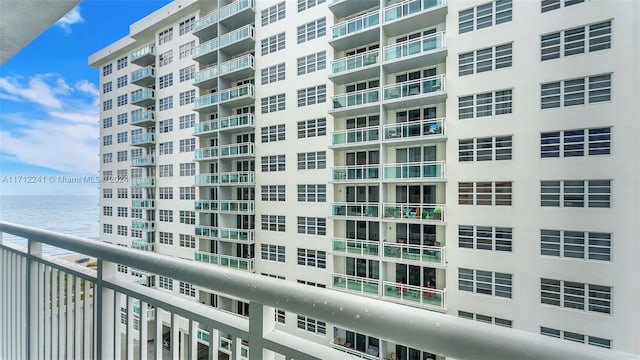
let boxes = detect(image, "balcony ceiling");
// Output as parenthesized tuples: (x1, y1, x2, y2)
(0, 0, 81, 64)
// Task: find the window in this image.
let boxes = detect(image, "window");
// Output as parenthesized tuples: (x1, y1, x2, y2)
(159, 210, 173, 222)
(116, 151, 127, 162)
(159, 232, 173, 245)
(458, 181, 513, 206)
(179, 16, 195, 35)
(159, 164, 173, 177)
(158, 27, 173, 45)
(116, 132, 127, 144)
(103, 189, 112, 199)
(297, 18, 326, 44)
(261, 185, 285, 201)
(541, 0, 586, 13)
(297, 51, 326, 75)
(459, 136, 512, 161)
(458, 311, 512, 328)
(117, 56, 127, 70)
(103, 99, 112, 111)
(179, 114, 195, 129)
(117, 113, 127, 125)
(103, 135, 112, 146)
(297, 85, 326, 107)
(298, 0, 325, 12)
(541, 229, 611, 261)
(103, 224, 112, 234)
(458, 226, 513, 252)
(260, 63, 285, 85)
(458, 89, 512, 118)
(179, 233, 196, 249)
(541, 74, 611, 109)
(297, 151, 326, 170)
(159, 187, 173, 200)
(297, 118, 326, 138)
(261, 124, 285, 143)
(179, 65, 195, 82)
(179, 90, 195, 106)
(261, 215, 285, 232)
(541, 278, 611, 314)
(102, 64, 112, 76)
(179, 187, 196, 200)
(297, 184, 326, 202)
(275, 309, 286, 324)
(297, 217, 326, 236)
(261, 155, 286, 172)
(179, 138, 196, 152)
(159, 119, 173, 133)
(540, 326, 611, 349)
(103, 82, 112, 94)
(159, 276, 173, 290)
(159, 141, 173, 155)
(117, 207, 128, 217)
(178, 281, 196, 297)
(159, 50, 173, 67)
(458, 0, 512, 34)
(297, 248, 326, 268)
(540, 180, 610, 208)
(261, 33, 285, 56)
(297, 279, 326, 288)
(159, 73, 173, 89)
(179, 41, 196, 59)
(260, 94, 285, 113)
(458, 268, 512, 298)
(103, 117, 112, 128)
(261, 244, 285, 262)
(117, 225, 128, 236)
(103, 206, 112, 216)
(159, 96, 173, 111)
(261, 2, 285, 26)
(458, 43, 512, 76)
(102, 153, 112, 164)
(297, 315, 326, 335)
(179, 211, 196, 225)
(179, 163, 196, 176)
(117, 75, 127, 88)
(541, 127, 611, 158)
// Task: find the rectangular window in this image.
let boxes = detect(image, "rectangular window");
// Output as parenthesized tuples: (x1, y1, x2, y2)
(297, 85, 326, 107)
(103, 117, 112, 128)
(179, 281, 196, 297)
(297, 151, 326, 170)
(116, 95, 127, 107)
(158, 27, 173, 45)
(159, 119, 173, 133)
(159, 232, 173, 245)
(297, 184, 326, 202)
(541, 21, 611, 61)
(159, 141, 173, 155)
(179, 163, 196, 176)
(179, 138, 196, 152)
(458, 0, 512, 34)
(297, 118, 326, 138)
(297, 51, 326, 76)
(260, 94, 286, 113)
(117, 56, 127, 69)
(458, 268, 512, 298)
(179, 187, 196, 200)
(297, 248, 326, 268)
(117, 113, 127, 125)
(261, 1, 285, 26)
(179, 211, 196, 225)
(261, 185, 286, 202)
(179, 40, 195, 59)
(458, 89, 512, 118)
(296, 217, 327, 236)
(261, 215, 286, 232)
(458, 43, 512, 76)
(159, 276, 173, 290)
(102, 64, 112, 76)
(179, 114, 196, 129)
(298, 0, 325, 12)
(458, 311, 512, 328)
(117, 75, 127, 88)
(541, 229, 611, 261)
(116, 151, 127, 162)
(297, 315, 326, 335)
(540, 180, 610, 208)
(541, 74, 611, 109)
(458, 136, 512, 161)
(541, 127, 610, 158)
(117, 225, 128, 236)
(261, 33, 286, 56)
(159, 50, 173, 67)
(458, 181, 513, 206)
(179, 90, 196, 106)
(261, 244, 285, 262)
(179, 65, 195, 82)
(159, 164, 173, 177)
(103, 100, 112, 111)
(103, 82, 112, 94)
(540, 326, 611, 349)
(261, 155, 286, 172)
(159, 187, 173, 200)
(261, 124, 285, 143)
(179, 16, 195, 35)
(159, 96, 173, 111)
(103, 135, 112, 146)
(159, 73, 173, 89)
(159, 209, 173, 223)
(540, 278, 611, 314)
(458, 225, 513, 252)
(260, 63, 286, 85)
(297, 18, 326, 44)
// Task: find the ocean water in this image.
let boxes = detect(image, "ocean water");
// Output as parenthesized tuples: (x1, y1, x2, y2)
(0, 195, 99, 256)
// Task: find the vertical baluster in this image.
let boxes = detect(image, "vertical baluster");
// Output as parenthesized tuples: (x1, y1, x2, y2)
(209, 328, 219, 360)
(114, 290, 122, 358)
(96, 259, 116, 359)
(37, 263, 45, 359)
(44, 265, 51, 359)
(9, 252, 15, 360)
(58, 270, 65, 359)
(170, 312, 179, 359)
(82, 278, 91, 359)
(74, 275, 81, 358)
(126, 296, 134, 360)
(139, 301, 148, 360)
(66, 272, 73, 358)
(0, 246, 4, 360)
(51, 266, 58, 358)
(154, 307, 162, 360)
(189, 319, 197, 360)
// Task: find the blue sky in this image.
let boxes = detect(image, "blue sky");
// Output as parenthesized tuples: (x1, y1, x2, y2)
(0, 0, 172, 195)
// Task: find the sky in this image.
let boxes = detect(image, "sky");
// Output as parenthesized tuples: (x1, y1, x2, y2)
(0, 0, 173, 196)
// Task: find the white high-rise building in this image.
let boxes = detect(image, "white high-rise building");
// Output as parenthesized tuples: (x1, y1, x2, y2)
(90, 0, 640, 358)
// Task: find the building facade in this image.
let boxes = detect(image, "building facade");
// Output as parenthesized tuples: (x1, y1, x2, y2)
(90, 0, 640, 358)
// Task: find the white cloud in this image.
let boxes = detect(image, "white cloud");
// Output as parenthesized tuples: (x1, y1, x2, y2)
(55, 6, 84, 34)
(0, 74, 71, 109)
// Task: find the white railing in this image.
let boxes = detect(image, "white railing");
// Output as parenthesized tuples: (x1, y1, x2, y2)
(0, 222, 633, 360)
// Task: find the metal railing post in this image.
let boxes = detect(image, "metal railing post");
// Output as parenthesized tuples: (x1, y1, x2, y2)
(26, 240, 42, 359)
(248, 302, 275, 360)
(96, 259, 116, 360)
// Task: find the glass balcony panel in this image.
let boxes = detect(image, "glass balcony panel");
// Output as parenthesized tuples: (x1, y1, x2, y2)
(332, 238, 379, 256)
(382, 243, 444, 264)
(194, 11, 219, 33)
(195, 200, 218, 211)
(383, 75, 444, 100)
(331, 126, 379, 145)
(131, 155, 155, 166)
(383, 161, 444, 180)
(195, 173, 218, 186)
(332, 10, 380, 39)
(195, 226, 218, 239)
(332, 50, 379, 75)
(332, 203, 379, 218)
(194, 65, 219, 84)
(194, 119, 219, 135)
(219, 171, 255, 185)
(382, 203, 444, 221)
(131, 177, 155, 187)
(384, 0, 445, 22)
(332, 273, 379, 295)
(219, 0, 253, 21)
(194, 146, 219, 160)
(382, 281, 444, 308)
(194, 38, 219, 58)
(383, 118, 444, 140)
(332, 165, 380, 182)
(331, 88, 379, 110)
(131, 110, 155, 125)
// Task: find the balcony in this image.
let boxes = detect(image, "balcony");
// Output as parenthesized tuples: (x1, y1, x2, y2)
(330, 88, 380, 117)
(194, 119, 218, 136)
(332, 238, 380, 257)
(383, 117, 445, 144)
(195, 200, 218, 212)
(198, 330, 249, 359)
(331, 125, 379, 149)
(130, 43, 156, 66)
(382, 161, 445, 181)
(332, 273, 379, 296)
(218, 54, 254, 82)
(383, 74, 446, 110)
(330, 49, 380, 85)
(218, 113, 254, 133)
(193, 64, 219, 89)
(0, 222, 630, 360)
(131, 177, 155, 187)
(130, 66, 155, 87)
(131, 110, 155, 126)
(131, 199, 154, 209)
(218, 227, 254, 243)
(382, 203, 445, 223)
(131, 219, 154, 231)
(130, 133, 155, 147)
(218, 25, 255, 56)
(218, 83, 254, 107)
(219, 142, 254, 159)
(330, 10, 380, 51)
(383, 0, 448, 37)
(193, 92, 219, 113)
(193, 37, 219, 64)
(382, 281, 445, 310)
(195, 225, 218, 240)
(194, 251, 255, 272)
(331, 336, 379, 360)
(130, 89, 155, 107)
(193, 11, 218, 39)
(383, 31, 447, 73)
(331, 165, 380, 183)
(194, 146, 218, 161)
(383, 242, 445, 266)
(195, 173, 218, 186)
(131, 155, 155, 167)
(218, 0, 255, 29)
(219, 200, 254, 214)
(332, 202, 379, 219)
(329, 0, 379, 23)
(219, 171, 255, 185)
(131, 239, 155, 252)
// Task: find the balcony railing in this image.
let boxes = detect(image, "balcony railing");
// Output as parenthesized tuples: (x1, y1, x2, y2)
(131, 240, 155, 252)
(383, 161, 445, 180)
(130, 43, 155, 66)
(131, 199, 154, 209)
(219, 114, 254, 131)
(0, 222, 631, 360)
(131, 155, 155, 167)
(130, 66, 155, 86)
(195, 173, 218, 186)
(331, 88, 379, 111)
(131, 177, 155, 187)
(331, 49, 380, 75)
(383, 75, 445, 101)
(382, 281, 445, 309)
(131, 110, 155, 126)
(194, 84, 255, 111)
(383, 117, 445, 141)
(332, 165, 380, 182)
(383, 31, 446, 62)
(219, 227, 254, 243)
(194, 146, 219, 160)
(218, 200, 254, 214)
(195, 225, 218, 239)
(194, 119, 219, 135)
(130, 133, 155, 146)
(331, 126, 379, 146)
(332, 238, 380, 257)
(219, 25, 254, 50)
(194, 251, 255, 272)
(130, 89, 155, 106)
(219, 171, 255, 185)
(193, 11, 218, 34)
(383, 242, 445, 265)
(383, 0, 446, 23)
(382, 203, 444, 222)
(331, 337, 380, 360)
(332, 273, 380, 296)
(332, 202, 379, 218)
(193, 37, 219, 60)
(219, 142, 254, 158)
(332, 10, 379, 39)
(219, 0, 254, 21)
(131, 219, 154, 230)
(195, 200, 218, 212)
(193, 64, 219, 85)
